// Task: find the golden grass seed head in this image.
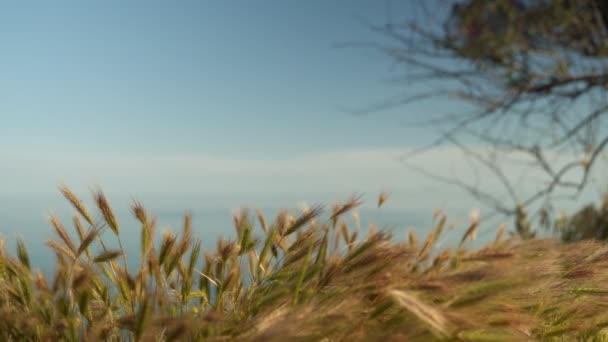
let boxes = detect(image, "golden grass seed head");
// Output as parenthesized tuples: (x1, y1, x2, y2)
(94, 190, 120, 236)
(16, 238, 31, 270)
(178, 212, 193, 256)
(378, 191, 389, 208)
(159, 230, 176, 266)
(257, 209, 269, 234)
(131, 201, 147, 225)
(49, 215, 77, 255)
(76, 228, 98, 258)
(72, 215, 86, 243)
(59, 185, 95, 226)
(408, 228, 418, 249)
(47, 239, 76, 261)
(93, 250, 124, 263)
(285, 205, 323, 236)
(34, 271, 49, 292)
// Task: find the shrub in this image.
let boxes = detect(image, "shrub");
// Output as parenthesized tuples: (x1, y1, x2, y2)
(560, 193, 608, 242)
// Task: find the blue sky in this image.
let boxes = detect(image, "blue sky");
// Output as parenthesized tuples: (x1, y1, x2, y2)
(3, 0, 602, 222)
(0, 1, 450, 204)
(1, 1, 423, 156)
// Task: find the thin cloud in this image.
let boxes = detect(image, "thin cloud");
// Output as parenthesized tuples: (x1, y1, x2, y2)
(0, 147, 594, 211)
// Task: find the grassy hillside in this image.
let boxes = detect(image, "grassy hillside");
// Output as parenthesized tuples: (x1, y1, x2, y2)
(1, 187, 608, 341)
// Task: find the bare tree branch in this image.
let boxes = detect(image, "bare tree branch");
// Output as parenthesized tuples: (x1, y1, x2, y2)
(352, 0, 608, 237)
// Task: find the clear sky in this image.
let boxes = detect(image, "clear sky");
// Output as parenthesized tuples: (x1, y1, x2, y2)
(1, 1, 444, 204)
(3, 0, 600, 222)
(1, 1, 424, 155)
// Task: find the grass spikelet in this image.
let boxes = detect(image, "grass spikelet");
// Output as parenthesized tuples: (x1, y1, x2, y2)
(450, 280, 521, 308)
(286, 228, 316, 254)
(248, 250, 257, 282)
(460, 221, 479, 247)
(340, 222, 350, 246)
(408, 228, 418, 249)
(331, 195, 362, 227)
(349, 230, 358, 247)
(343, 231, 385, 265)
(333, 223, 342, 254)
(93, 250, 123, 263)
(285, 204, 323, 236)
(49, 215, 77, 255)
(390, 289, 452, 339)
(378, 191, 389, 208)
(34, 271, 48, 292)
(132, 201, 154, 257)
(257, 209, 269, 234)
(188, 240, 202, 279)
(430, 248, 452, 272)
(159, 231, 176, 266)
(77, 229, 98, 257)
(47, 239, 77, 261)
(232, 208, 246, 234)
(292, 243, 313, 305)
(435, 215, 447, 241)
(418, 230, 436, 259)
(94, 190, 119, 235)
(178, 212, 192, 256)
(460, 209, 481, 247)
(72, 215, 86, 243)
(258, 228, 277, 281)
(59, 185, 95, 226)
(569, 287, 608, 295)
(313, 229, 329, 271)
(131, 201, 147, 225)
(352, 210, 360, 232)
(218, 239, 238, 262)
(16, 238, 31, 271)
(275, 209, 289, 235)
(221, 267, 237, 294)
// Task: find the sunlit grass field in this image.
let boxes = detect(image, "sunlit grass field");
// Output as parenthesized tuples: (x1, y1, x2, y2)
(1, 186, 608, 341)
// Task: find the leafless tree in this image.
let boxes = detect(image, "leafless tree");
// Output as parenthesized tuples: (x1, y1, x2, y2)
(351, 0, 608, 236)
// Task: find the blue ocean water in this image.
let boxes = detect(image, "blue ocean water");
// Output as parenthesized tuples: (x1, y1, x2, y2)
(0, 193, 496, 279)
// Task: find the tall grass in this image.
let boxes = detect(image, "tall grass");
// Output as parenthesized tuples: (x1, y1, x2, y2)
(1, 186, 608, 341)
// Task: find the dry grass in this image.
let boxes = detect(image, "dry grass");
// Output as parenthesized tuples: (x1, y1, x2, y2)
(1, 187, 608, 341)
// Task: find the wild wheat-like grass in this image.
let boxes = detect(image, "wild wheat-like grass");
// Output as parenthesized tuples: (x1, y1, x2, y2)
(1, 186, 608, 341)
